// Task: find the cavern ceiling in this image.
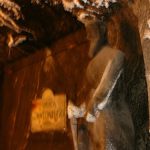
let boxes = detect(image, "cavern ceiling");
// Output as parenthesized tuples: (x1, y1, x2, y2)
(0, 0, 84, 66)
(0, 0, 149, 69)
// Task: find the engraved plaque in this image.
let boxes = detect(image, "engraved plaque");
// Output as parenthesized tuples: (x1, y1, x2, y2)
(31, 89, 66, 133)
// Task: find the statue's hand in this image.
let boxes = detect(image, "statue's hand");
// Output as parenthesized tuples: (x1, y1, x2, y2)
(86, 100, 100, 123)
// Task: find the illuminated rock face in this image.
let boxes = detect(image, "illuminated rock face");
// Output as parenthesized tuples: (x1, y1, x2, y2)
(62, 0, 117, 11)
(0, 0, 22, 32)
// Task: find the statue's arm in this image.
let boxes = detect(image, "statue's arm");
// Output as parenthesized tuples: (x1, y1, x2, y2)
(86, 49, 125, 122)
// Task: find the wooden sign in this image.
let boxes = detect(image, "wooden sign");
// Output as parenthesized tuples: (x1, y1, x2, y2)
(31, 89, 66, 133)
